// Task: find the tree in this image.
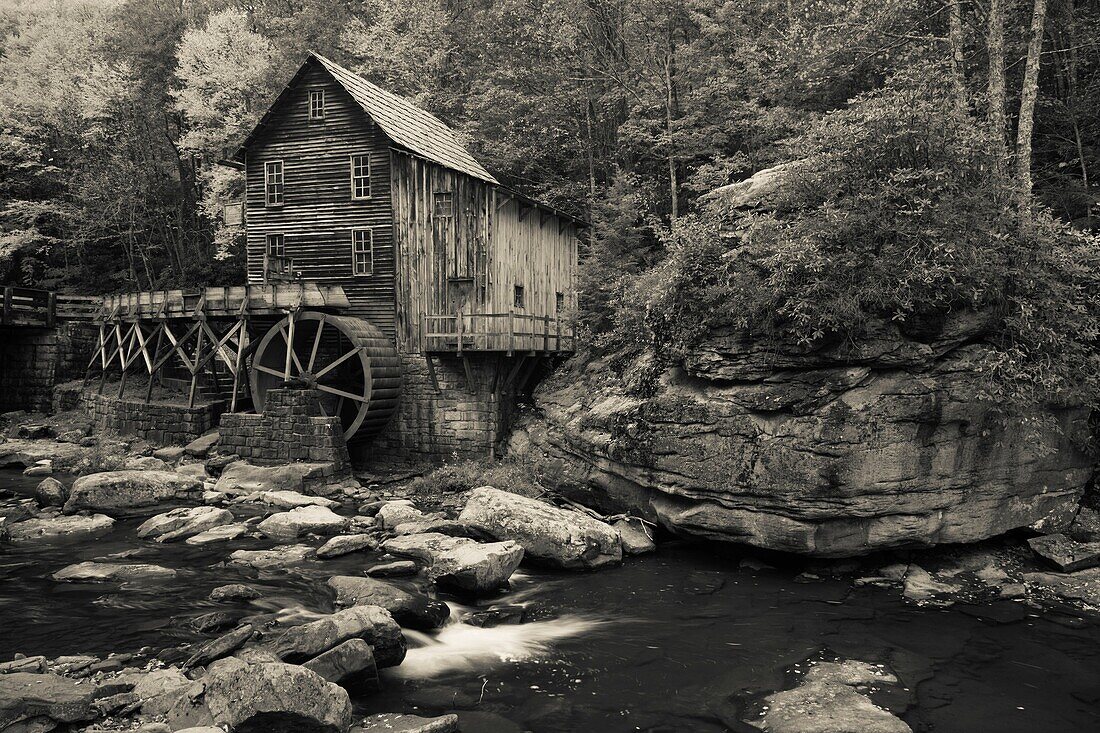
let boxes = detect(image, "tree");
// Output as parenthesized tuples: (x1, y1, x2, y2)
(1015, 0, 1049, 210)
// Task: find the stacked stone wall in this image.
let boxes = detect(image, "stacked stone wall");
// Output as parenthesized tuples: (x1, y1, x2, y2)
(0, 322, 96, 413)
(219, 388, 350, 469)
(82, 392, 225, 445)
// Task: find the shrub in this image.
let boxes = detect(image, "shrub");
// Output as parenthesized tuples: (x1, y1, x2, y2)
(403, 457, 545, 499)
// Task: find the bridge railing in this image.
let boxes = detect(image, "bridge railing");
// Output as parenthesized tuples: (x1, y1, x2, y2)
(1, 286, 100, 327)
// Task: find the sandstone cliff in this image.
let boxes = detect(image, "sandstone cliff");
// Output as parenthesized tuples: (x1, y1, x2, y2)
(508, 316, 1095, 557)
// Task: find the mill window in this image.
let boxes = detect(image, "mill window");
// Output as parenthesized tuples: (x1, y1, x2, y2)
(351, 154, 371, 199)
(556, 292, 565, 313)
(308, 89, 325, 120)
(264, 160, 284, 206)
(265, 233, 285, 258)
(514, 285, 525, 309)
(433, 191, 453, 217)
(352, 229, 374, 276)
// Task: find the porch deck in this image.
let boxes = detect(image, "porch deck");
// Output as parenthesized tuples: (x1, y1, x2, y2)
(424, 312, 575, 354)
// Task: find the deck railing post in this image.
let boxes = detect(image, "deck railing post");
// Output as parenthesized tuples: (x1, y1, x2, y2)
(456, 308, 464, 357)
(543, 315, 550, 351)
(508, 310, 515, 355)
(2, 286, 11, 325)
(46, 291, 56, 328)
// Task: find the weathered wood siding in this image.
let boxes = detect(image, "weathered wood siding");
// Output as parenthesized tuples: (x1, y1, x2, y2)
(390, 151, 577, 353)
(244, 60, 396, 339)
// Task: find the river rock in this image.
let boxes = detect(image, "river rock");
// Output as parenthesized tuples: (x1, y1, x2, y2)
(228, 545, 316, 569)
(6, 513, 114, 546)
(52, 561, 176, 582)
(176, 463, 209, 481)
(382, 533, 523, 593)
(251, 490, 340, 510)
(507, 334, 1093, 557)
(137, 506, 234, 543)
(756, 660, 911, 733)
(64, 470, 202, 514)
(328, 576, 449, 630)
(0, 672, 101, 730)
(613, 518, 656, 555)
(152, 446, 186, 463)
(258, 505, 348, 539)
(367, 560, 419, 577)
(22, 460, 52, 477)
(215, 461, 319, 494)
(182, 625, 255, 671)
(30, 477, 67, 507)
(210, 584, 262, 602)
(459, 487, 621, 569)
(1027, 533, 1100, 573)
(902, 565, 961, 604)
(1024, 567, 1100, 605)
(185, 523, 247, 545)
(317, 533, 378, 558)
(130, 667, 190, 716)
(376, 500, 428, 528)
(0, 439, 90, 472)
(273, 605, 406, 667)
(0, 656, 47, 674)
(184, 431, 219, 457)
(355, 713, 459, 733)
(302, 638, 378, 690)
(198, 659, 352, 733)
(124, 456, 171, 471)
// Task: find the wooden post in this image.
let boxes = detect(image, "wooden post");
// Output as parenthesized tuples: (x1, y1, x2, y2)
(543, 315, 550, 352)
(507, 309, 515, 356)
(2, 287, 11, 325)
(46, 291, 56, 328)
(456, 308, 464, 357)
(556, 312, 562, 351)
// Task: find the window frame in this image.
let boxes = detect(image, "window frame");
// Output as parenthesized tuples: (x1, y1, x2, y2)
(264, 160, 284, 207)
(350, 154, 372, 200)
(513, 284, 526, 310)
(265, 232, 285, 258)
(308, 89, 326, 120)
(433, 191, 454, 218)
(351, 228, 374, 277)
(555, 292, 565, 313)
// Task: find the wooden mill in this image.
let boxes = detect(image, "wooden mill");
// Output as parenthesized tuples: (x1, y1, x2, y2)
(82, 52, 582, 458)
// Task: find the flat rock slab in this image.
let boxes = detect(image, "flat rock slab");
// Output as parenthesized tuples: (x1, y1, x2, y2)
(0, 672, 101, 730)
(355, 713, 459, 733)
(367, 560, 418, 577)
(7, 513, 114, 546)
(138, 506, 235, 543)
(251, 490, 340, 510)
(614, 518, 656, 555)
(1028, 533, 1100, 573)
(53, 561, 176, 582)
(184, 431, 219, 457)
(183, 625, 255, 670)
(274, 605, 406, 668)
(186, 523, 248, 545)
(215, 461, 326, 494)
(302, 638, 378, 690)
(0, 439, 91, 472)
(382, 533, 523, 593)
(64, 470, 202, 514)
(210, 584, 262, 602)
(902, 566, 961, 604)
(459, 486, 622, 569)
(328, 576, 449, 630)
(317, 534, 377, 558)
(258, 505, 348, 540)
(229, 545, 316, 570)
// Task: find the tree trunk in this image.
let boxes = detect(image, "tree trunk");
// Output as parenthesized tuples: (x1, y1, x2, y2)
(1015, 0, 1049, 211)
(987, 0, 1008, 173)
(949, 1, 968, 113)
(664, 46, 679, 221)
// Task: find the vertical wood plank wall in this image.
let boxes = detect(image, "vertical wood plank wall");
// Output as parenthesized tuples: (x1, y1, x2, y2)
(244, 61, 396, 340)
(391, 151, 577, 353)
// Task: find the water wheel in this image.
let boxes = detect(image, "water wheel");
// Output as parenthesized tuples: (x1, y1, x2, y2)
(249, 312, 401, 442)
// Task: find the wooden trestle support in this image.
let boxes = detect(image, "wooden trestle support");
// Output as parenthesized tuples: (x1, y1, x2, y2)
(81, 284, 401, 442)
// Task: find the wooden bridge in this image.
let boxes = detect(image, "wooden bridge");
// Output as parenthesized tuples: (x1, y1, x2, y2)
(1, 286, 100, 328)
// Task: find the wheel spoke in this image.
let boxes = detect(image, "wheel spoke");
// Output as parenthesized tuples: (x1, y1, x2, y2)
(307, 316, 326, 372)
(253, 363, 286, 378)
(316, 383, 368, 403)
(279, 327, 305, 375)
(314, 346, 364, 379)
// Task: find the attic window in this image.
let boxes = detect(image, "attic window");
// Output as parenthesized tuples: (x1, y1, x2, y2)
(264, 161, 284, 206)
(308, 89, 325, 120)
(433, 192, 453, 217)
(351, 154, 371, 199)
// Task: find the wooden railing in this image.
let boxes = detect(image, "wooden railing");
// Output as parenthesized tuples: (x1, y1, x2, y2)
(1, 286, 100, 327)
(424, 311, 576, 354)
(263, 253, 296, 283)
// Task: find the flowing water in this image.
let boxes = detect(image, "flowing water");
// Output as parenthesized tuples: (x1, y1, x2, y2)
(3, 468, 1100, 732)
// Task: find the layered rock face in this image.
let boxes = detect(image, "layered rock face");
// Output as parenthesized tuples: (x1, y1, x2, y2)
(509, 316, 1095, 557)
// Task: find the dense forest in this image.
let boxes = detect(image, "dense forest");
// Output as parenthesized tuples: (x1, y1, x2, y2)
(1, 0, 1099, 406)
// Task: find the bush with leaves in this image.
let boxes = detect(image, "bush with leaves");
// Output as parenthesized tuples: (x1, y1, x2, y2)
(612, 63, 1100, 411)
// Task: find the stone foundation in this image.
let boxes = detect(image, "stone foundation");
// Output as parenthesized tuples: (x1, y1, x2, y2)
(0, 322, 95, 413)
(368, 352, 521, 461)
(83, 392, 226, 446)
(219, 388, 350, 469)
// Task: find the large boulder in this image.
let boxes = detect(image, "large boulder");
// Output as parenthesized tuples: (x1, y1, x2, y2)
(64, 470, 202, 514)
(31, 477, 67, 507)
(0, 672, 101, 730)
(273, 605, 406, 668)
(459, 487, 621, 569)
(216, 461, 322, 494)
(137, 506, 235, 542)
(202, 659, 353, 733)
(508, 336, 1094, 557)
(302, 638, 378, 691)
(382, 533, 523, 593)
(6, 513, 114, 546)
(327, 575, 449, 630)
(258, 505, 348, 540)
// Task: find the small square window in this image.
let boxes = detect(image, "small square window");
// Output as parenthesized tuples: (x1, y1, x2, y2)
(433, 191, 453, 217)
(513, 285, 525, 309)
(352, 229, 373, 276)
(555, 292, 564, 313)
(308, 89, 325, 120)
(265, 233, 285, 258)
(264, 161, 283, 206)
(351, 155, 371, 199)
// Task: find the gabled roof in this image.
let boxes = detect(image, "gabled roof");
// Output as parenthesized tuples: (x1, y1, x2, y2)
(232, 52, 497, 184)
